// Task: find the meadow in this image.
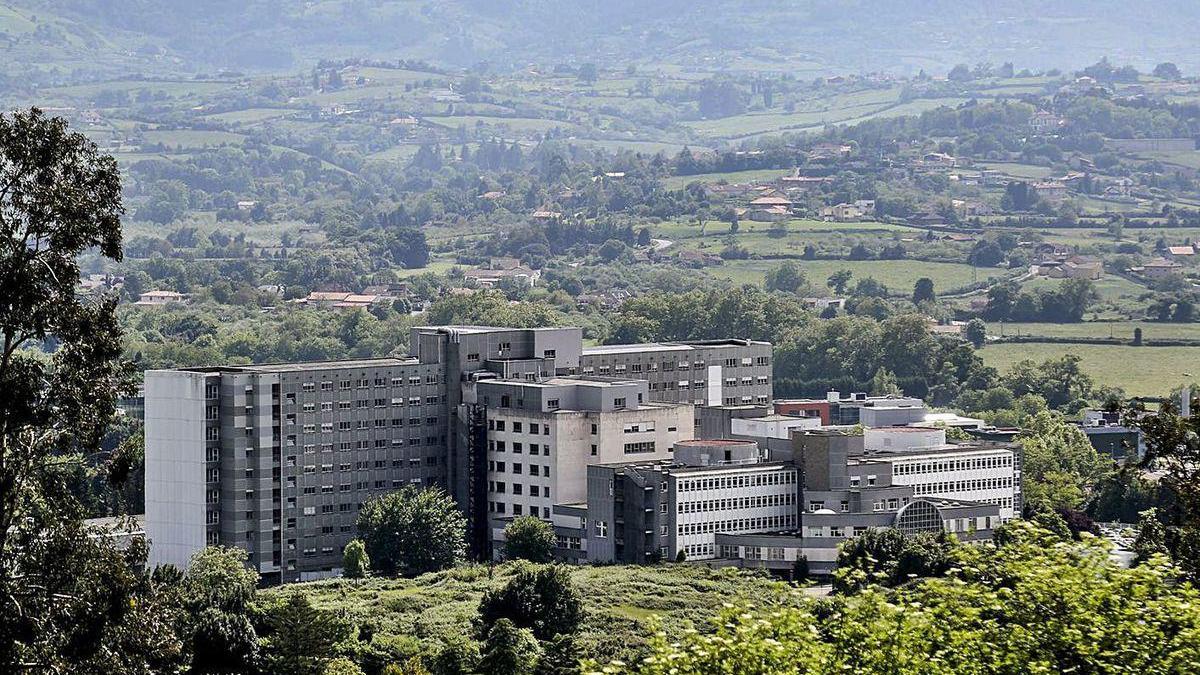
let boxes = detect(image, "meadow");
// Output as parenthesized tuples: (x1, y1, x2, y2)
(707, 258, 998, 293)
(979, 342, 1200, 397)
(278, 562, 795, 665)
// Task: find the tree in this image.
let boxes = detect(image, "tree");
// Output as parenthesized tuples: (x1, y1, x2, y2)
(576, 63, 598, 85)
(597, 239, 627, 262)
(0, 108, 182, 673)
(827, 269, 852, 295)
(1153, 62, 1182, 80)
(535, 633, 581, 675)
(764, 261, 807, 294)
(357, 485, 467, 577)
(181, 546, 262, 674)
(477, 564, 584, 640)
(503, 515, 557, 563)
(1017, 411, 1113, 512)
(430, 634, 480, 675)
(324, 658, 367, 675)
(477, 619, 541, 675)
(869, 367, 901, 397)
(627, 521, 1200, 674)
(833, 528, 955, 594)
(343, 538, 370, 579)
(911, 277, 935, 305)
(947, 63, 972, 81)
(261, 593, 352, 675)
(964, 318, 986, 348)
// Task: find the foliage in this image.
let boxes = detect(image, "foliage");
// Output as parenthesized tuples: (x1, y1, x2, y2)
(478, 619, 542, 675)
(833, 528, 956, 594)
(477, 564, 585, 641)
(616, 521, 1200, 674)
(1002, 353, 1095, 410)
(1017, 411, 1113, 513)
(426, 291, 566, 329)
(343, 539, 371, 579)
(357, 485, 468, 577)
(0, 107, 183, 673)
(1128, 402, 1200, 579)
(180, 546, 262, 674)
(606, 287, 811, 344)
(261, 593, 353, 675)
(504, 516, 558, 563)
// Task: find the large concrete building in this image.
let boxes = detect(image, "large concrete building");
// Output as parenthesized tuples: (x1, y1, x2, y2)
(144, 326, 773, 582)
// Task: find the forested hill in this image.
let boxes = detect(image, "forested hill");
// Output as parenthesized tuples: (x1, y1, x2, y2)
(2, 0, 1199, 83)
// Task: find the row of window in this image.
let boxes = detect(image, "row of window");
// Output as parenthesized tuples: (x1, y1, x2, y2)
(678, 471, 797, 493)
(296, 457, 435, 473)
(488, 482, 551, 498)
(298, 376, 440, 392)
(912, 477, 1014, 495)
(893, 454, 1014, 475)
(679, 493, 795, 514)
(677, 514, 796, 536)
(489, 502, 551, 518)
(488, 461, 550, 477)
(580, 356, 769, 375)
(293, 436, 446, 453)
(488, 440, 552, 455)
(487, 420, 551, 435)
(295, 416, 440, 434)
(286, 396, 444, 414)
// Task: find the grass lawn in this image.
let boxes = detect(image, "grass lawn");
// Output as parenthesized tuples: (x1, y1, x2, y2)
(979, 342, 1200, 397)
(139, 129, 247, 148)
(276, 562, 794, 665)
(706, 258, 997, 293)
(976, 161, 1055, 180)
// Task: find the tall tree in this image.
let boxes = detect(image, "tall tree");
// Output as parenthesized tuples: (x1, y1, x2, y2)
(911, 277, 935, 305)
(0, 108, 181, 672)
(261, 593, 351, 675)
(503, 515, 557, 563)
(357, 485, 467, 577)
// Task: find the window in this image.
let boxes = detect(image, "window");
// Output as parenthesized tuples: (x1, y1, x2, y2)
(595, 520, 608, 538)
(613, 397, 626, 410)
(546, 399, 560, 411)
(624, 441, 656, 454)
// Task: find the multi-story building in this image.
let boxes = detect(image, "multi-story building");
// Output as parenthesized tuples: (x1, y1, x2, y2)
(144, 325, 773, 582)
(864, 427, 1021, 519)
(576, 339, 773, 408)
(577, 440, 798, 564)
(712, 430, 1005, 575)
(468, 376, 692, 551)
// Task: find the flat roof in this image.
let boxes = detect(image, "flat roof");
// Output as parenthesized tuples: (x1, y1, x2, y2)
(181, 357, 419, 374)
(583, 338, 766, 356)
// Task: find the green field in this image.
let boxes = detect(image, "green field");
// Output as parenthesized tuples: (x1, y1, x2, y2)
(424, 115, 579, 133)
(979, 342, 1200, 397)
(988, 321, 1200, 341)
(707, 258, 998, 292)
(278, 562, 793, 664)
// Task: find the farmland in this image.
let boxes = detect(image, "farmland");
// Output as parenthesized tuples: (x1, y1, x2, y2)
(979, 342, 1197, 397)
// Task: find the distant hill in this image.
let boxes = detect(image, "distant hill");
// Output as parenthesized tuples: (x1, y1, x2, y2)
(2, 0, 1199, 83)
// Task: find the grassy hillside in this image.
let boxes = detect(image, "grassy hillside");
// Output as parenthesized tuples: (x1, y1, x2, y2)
(271, 562, 798, 665)
(3, 0, 1200, 82)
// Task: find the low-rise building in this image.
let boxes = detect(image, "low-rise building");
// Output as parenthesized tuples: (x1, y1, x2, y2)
(577, 440, 798, 564)
(135, 290, 189, 306)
